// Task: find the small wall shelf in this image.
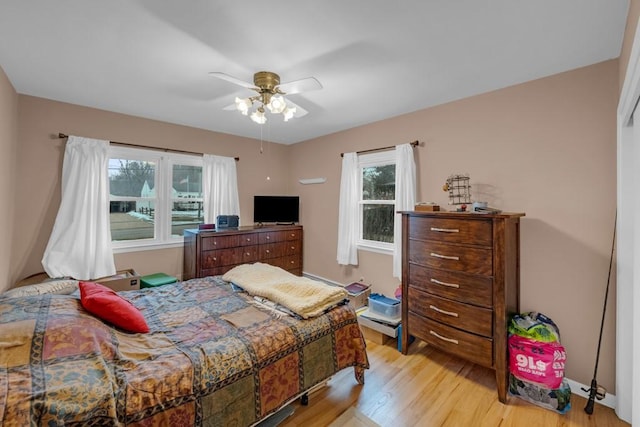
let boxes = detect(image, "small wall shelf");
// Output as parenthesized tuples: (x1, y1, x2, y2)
(298, 177, 327, 185)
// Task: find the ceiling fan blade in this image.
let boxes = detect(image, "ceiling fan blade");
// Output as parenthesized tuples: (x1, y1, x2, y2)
(277, 77, 322, 95)
(222, 102, 237, 111)
(209, 72, 256, 90)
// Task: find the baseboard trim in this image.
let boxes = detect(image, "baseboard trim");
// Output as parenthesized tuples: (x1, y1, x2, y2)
(565, 378, 616, 410)
(302, 271, 343, 287)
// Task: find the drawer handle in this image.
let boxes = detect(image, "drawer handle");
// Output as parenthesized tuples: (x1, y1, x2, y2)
(430, 330, 459, 345)
(430, 252, 459, 261)
(245, 252, 251, 256)
(430, 278, 460, 289)
(430, 227, 459, 233)
(290, 233, 296, 237)
(429, 305, 459, 317)
(213, 241, 217, 245)
(266, 236, 270, 240)
(246, 238, 251, 242)
(265, 249, 270, 254)
(291, 246, 295, 250)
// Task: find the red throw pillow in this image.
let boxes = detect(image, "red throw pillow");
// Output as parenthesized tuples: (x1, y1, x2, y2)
(79, 281, 149, 333)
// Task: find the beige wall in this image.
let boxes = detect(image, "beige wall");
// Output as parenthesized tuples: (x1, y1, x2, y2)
(13, 96, 292, 284)
(0, 66, 18, 292)
(290, 60, 619, 391)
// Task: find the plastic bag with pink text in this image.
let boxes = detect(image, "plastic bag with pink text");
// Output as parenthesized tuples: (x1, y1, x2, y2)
(508, 333, 566, 389)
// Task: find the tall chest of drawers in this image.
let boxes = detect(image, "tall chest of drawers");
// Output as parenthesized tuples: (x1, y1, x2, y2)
(183, 225, 303, 280)
(400, 211, 524, 403)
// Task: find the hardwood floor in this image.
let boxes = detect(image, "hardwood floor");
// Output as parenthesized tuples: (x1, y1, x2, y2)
(280, 339, 629, 427)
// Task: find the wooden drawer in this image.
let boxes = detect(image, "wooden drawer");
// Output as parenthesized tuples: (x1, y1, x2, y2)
(201, 234, 241, 250)
(259, 242, 286, 260)
(409, 263, 492, 308)
(409, 217, 492, 246)
(285, 240, 302, 255)
(238, 233, 258, 246)
(285, 229, 302, 241)
(271, 255, 302, 272)
(201, 249, 240, 268)
(409, 240, 492, 276)
(259, 231, 288, 244)
(238, 245, 259, 264)
(409, 314, 493, 368)
(408, 288, 492, 337)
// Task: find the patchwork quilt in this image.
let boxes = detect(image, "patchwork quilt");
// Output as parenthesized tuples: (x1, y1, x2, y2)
(0, 276, 369, 426)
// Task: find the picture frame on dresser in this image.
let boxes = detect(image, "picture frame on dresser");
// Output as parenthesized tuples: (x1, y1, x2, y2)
(400, 210, 525, 404)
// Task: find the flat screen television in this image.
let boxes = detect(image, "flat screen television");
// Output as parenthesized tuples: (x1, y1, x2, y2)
(253, 195, 299, 224)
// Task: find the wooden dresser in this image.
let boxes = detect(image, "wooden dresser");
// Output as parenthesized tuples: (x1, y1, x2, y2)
(183, 225, 303, 280)
(400, 211, 524, 403)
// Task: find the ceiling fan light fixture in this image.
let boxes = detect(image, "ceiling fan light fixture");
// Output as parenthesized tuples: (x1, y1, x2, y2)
(250, 108, 267, 124)
(235, 97, 251, 115)
(283, 106, 297, 122)
(267, 95, 287, 114)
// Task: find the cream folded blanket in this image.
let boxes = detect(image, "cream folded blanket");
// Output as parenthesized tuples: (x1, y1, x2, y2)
(222, 263, 348, 319)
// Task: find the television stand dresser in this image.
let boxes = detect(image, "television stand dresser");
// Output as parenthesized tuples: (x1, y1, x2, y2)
(400, 211, 524, 403)
(183, 225, 303, 280)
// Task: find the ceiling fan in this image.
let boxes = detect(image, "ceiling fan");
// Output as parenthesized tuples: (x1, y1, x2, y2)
(210, 71, 322, 124)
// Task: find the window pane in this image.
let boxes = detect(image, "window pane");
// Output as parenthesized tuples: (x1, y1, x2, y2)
(172, 164, 204, 237)
(173, 164, 203, 197)
(362, 164, 395, 200)
(110, 201, 155, 241)
(109, 159, 156, 197)
(362, 204, 395, 243)
(171, 201, 204, 237)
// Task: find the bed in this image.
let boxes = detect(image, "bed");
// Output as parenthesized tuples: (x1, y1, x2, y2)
(0, 268, 369, 426)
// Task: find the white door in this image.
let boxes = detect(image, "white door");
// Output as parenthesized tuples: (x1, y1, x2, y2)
(617, 18, 640, 425)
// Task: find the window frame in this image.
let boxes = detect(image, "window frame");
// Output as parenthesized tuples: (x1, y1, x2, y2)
(108, 146, 204, 253)
(356, 150, 396, 254)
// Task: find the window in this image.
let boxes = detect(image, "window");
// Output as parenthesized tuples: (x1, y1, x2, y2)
(108, 146, 204, 251)
(357, 151, 396, 252)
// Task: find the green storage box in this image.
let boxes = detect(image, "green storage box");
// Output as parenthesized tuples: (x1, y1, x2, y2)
(141, 273, 177, 289)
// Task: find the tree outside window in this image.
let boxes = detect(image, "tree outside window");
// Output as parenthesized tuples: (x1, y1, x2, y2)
(358, 151, 396, 250)
(361, 164, 395, 243)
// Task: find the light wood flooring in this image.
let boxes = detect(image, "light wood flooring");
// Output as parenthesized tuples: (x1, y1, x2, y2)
(280, 338, 629, 427)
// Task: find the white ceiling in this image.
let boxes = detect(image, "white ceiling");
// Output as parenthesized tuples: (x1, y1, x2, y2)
(0, 1, 630, 145)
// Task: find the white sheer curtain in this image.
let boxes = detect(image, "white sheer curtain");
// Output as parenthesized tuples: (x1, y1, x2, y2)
(41, 136, 116, 280)
(393, 144, 417, 278)
(202, 154, 240, 224)
(337, 152, 359, 265)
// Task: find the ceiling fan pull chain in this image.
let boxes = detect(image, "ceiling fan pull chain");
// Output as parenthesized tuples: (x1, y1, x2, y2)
(260, 126, 264, 154)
